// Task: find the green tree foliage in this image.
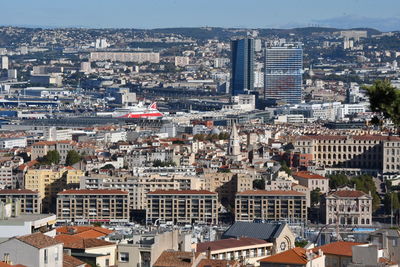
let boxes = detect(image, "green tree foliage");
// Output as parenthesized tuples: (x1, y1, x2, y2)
(279, 161, 292, 175)
(351, 175, 381, 212)
(295, 240, 308, 248)
(153, 160, 176, 167)
(39, 150, 60, 165)
(218, 132, 230, 140)
(100, 164, 115, 170)
(193, 134, 205, 141)
(311, 188, 322, 206)
(384, 192, 400, 214)
(364, 80, 400, 125)
(328, 174, 350, 189)
(65, 150, 82, 166)
(253, 179, 265, 190)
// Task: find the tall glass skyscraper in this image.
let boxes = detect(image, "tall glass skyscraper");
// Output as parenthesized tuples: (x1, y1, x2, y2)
(231, 38, 254, 96)
(264, 44, 303, 104)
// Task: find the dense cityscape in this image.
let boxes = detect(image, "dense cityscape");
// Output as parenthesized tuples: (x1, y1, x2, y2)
(0, 12, 400, 267)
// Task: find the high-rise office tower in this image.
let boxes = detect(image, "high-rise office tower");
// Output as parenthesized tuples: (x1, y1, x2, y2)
(264, 44, 303, 104)
(1, 56, 8, 70)
(231, 38, 254, 95)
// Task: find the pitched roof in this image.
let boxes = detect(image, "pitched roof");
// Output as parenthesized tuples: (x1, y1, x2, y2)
(330, 190, 368, 198)
(196, 237, 268, 253)
(0, 262, 24, 267)
(55, 234, 114, 249)
(147, 189, 217, 195)
(75, 229, 108, 239)
(16, 232, 62, 249)
(259, 247, 320, 264)
(0, 189, 39, 195)
(197, 259, 239, 267)
(293, 171, 327, 180)
(237, 190, 305, 196)
(63, 254, 86, 267)
(222, 222, 286, 241)
(56, 226, 114, 237)
(313, 241, 364, 257)
(153, 251, 198, 267)
(58, 189, 128, 195)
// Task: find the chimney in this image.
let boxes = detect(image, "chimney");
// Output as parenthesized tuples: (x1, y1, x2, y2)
(206, 246, 211, 259)
(3, 253, 11, 264)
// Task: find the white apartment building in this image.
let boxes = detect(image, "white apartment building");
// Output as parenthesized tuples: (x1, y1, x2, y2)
(0, 137, 27, 149)
(90, 52, 160, 63)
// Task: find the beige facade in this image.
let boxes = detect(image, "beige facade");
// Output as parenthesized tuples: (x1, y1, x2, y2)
(117, 230, 181, 267)
(202, 172, 253, 206)
(320, 187, 372, 226)
(293, 171, 329, 193)
(57, 189, 129, 223)
(196, 237, 273, 266)
(0, 189, 41, 214)
(24, 167, 84, 211)
(31, 140, 77, 164)
(295, 135, 400, 174)
(235, 190, 307, 222)
(81, 173, 203, 210)
(146, 190, 218, 224)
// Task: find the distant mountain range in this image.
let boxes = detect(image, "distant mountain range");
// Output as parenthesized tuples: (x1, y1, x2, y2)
(312, 16, 400, 32)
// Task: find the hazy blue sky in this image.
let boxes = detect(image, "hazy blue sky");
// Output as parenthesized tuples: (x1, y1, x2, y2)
(2, 0, 400, 30)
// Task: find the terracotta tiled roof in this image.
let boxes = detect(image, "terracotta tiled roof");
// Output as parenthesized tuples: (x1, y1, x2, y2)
(237, 190, 306, 196)
(259, 247, 320, 264)
(197, 259, 239, 267)
(297, 135, 400, 142)
(153, 251, 199, 267)
(0, 189, 38, 195)
(17, 232, 62, 249)
(63, 254, 86, 267)
(56, 226, 114, 236)
(55, 234, 114, 249)
(33, 141, 57, 146)
(313, 241, 364, 257)
(379, 257, 397, 265)
(58, 189, 128, 195)
(331, 190, 368, 198)
(293, 171, 327, 180)
(148, 189, 217, 195)
(196, 237, 268, 253)
(75, 229, 108, 239)
(0, 262, 19, 267)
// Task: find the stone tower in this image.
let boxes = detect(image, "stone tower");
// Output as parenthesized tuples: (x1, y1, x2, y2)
(228, 122, 241, 161)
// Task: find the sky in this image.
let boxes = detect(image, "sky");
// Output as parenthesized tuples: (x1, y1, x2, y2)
(2, 0, 400, 31)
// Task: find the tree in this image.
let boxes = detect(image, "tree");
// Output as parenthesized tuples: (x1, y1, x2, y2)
(295, 240, 308, 248)
(218, 132, 229, 140)
(153, 160, 176, 167)
(100, 164, 115, 170)
(253, 179, 265, 190)
(328, 174, 350, 189)
(311, 188, 322, 206)
(40, 150, 60, 165)
(279, 161, 292, 175)
(364, 80, 400, 125)
(351, 175, 381, 212)
(384, 192, 400, 215)
(65, 150, 82, 166)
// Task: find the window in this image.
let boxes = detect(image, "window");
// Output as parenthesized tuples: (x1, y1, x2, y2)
(55, 247, 59, 261)
(44, 249, 48, 264)
(119, 252, 129, 262)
